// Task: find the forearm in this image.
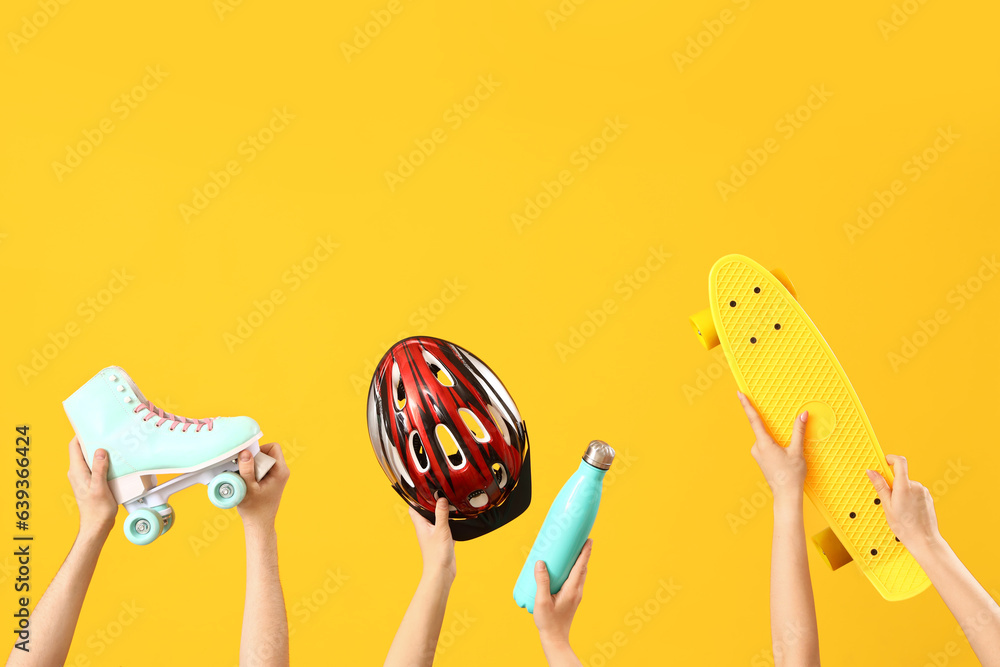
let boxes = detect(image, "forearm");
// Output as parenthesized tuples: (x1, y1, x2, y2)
(769, 498, 820, 667)
(6, 532, 105, 666)
(539, 638, 583, 667)
(241, 523, 289, 667)
(384, 571, 452, 667)
(911, 537, 1000, 666)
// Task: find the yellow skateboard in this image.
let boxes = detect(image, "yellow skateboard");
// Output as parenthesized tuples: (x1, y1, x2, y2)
(690, 254, 930, 601)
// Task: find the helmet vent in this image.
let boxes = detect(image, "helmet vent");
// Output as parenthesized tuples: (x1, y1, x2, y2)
(392, 363, 406, 410)
(386, 431, 413, 488)
(422, 350, 454, 387)
(435, 423, 467, 469)
(409, 431, 429, 472)
(458, 408, 490, 443)
(486, 404, 511, 446)
(491, 462, 508, 488)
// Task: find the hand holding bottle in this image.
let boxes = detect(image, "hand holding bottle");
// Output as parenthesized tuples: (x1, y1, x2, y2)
(533, 540, 592, 666)
(514, 441, 613, 613)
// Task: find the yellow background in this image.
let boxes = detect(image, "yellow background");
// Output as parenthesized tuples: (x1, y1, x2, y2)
(3, 0, 999, 664)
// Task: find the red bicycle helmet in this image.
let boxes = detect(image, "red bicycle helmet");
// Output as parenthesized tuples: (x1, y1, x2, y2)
(367, 336, 530, 540)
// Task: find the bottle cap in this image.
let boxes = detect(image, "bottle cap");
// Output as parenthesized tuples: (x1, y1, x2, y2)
(582, 440, 615, 470)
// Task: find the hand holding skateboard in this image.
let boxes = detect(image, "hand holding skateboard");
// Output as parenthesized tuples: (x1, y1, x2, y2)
(737, 393, 809, 504)
(866, 456, 942, 555)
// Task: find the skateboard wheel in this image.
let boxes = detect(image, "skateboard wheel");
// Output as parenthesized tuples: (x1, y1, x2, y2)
(812, 526, 853, 571)
(770, 268, 797, 299)
(124, 508, 163, 546)
(208, 472, 246, 509)
(689, 308, 719, 350)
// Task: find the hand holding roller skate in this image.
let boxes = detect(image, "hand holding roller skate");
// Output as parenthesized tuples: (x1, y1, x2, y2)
(63, 366, 276, 545)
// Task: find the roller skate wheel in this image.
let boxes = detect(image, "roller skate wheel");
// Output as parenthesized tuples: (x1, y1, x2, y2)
(151, 504, 175, 535)
(124, 509, 163, 546)
(208, 472, 246, 509)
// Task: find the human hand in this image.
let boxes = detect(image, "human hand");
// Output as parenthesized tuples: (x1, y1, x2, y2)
(409, 497, 456, 583)
(533, 539, 592, 652)
(66, 437, 117, 541)
(737, 392, 809, 505)
(237, 442, 290, 529)
(866, 455, 942, 553)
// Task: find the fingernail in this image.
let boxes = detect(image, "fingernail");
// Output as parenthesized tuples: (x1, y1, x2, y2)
(799, 411, 808, 422)
(240, 450, 251, 461)
(737, 391, 745, 400)
(535, 560, 545, 572)
(95, 450, 106, 460)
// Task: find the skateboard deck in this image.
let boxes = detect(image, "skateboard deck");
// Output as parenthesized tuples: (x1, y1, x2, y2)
(690, 254, 930, 601)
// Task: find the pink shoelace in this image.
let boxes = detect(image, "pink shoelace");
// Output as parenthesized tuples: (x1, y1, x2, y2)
(133, 403, 214, 432)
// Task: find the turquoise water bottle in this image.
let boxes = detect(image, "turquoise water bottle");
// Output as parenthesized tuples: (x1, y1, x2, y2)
(513, 440, 615, 613)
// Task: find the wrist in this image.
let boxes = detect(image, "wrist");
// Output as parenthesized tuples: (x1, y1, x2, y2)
(539, 633, 576, 662)
(420, 565, 455, 589)
(242, 519, 277, 549)
(772, 492, 804, 515)
(74, 527, 109, 555)
(904, 531, 947, 562)
(539, 630, 571, 648)
(242, 516, 276, 534)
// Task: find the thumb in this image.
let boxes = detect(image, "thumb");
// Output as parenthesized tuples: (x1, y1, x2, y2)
(866, 469, 892, 508)
(885, 454, 910, 485)
(433, 496, 450, 527)
(238, 449, 258, 490)
(789, 410, 808, 455)
(533, 560, 552, 596)
(90, 449, 110, 485)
